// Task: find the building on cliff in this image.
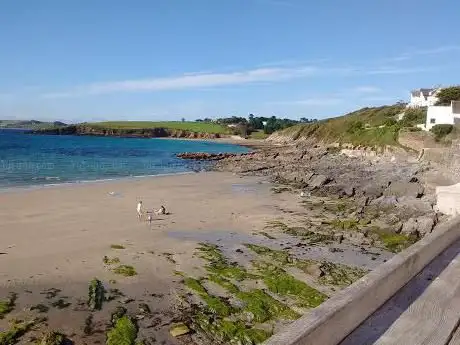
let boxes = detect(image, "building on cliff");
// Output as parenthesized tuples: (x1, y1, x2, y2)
(408, 88, 440, 108)
(423, 101, 460, 130)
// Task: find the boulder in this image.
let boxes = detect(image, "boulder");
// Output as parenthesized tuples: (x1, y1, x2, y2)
(384, 181, 424, 198)
(308, 174, 331, 188)
(370, 196, 398, 207)
(401, 218, 418, 236)
(416, 215, 435, 236)
(397, 196, 433, 214)
(344, 186, 355, 197)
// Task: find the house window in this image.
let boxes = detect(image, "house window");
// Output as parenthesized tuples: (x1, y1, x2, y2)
(430, 118, 436, 124)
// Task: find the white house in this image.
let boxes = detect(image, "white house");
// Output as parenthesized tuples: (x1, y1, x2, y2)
(408, 88, 440, 108)
(424, 101, 460, 130)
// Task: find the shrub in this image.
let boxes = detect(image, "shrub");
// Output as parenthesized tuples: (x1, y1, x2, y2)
(401, 108, 426, 127)
(346, 121, 364, 134)
(435, 86, 460, 106)
(383, 118, 398, 127)
(430, 124, 453, 141)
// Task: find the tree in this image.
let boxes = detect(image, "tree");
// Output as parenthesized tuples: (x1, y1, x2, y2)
(435, 86, 460, 106)
(431, 124, 453, 141)
(181, 117, 185, 122)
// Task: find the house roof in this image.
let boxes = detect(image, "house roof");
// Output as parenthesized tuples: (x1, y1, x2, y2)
(411, 88, 438, 97)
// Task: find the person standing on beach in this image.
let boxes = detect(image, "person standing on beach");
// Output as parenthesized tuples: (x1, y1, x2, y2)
(137, 201, 143, 220)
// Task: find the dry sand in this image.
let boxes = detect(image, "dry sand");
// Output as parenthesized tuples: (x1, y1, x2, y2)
(0, 171, 391, 344)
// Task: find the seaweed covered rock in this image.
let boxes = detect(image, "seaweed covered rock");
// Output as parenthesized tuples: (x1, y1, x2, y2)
(88, 278, 105, 310)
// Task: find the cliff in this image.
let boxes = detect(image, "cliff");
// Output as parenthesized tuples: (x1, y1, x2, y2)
(32, 124, 223, 139)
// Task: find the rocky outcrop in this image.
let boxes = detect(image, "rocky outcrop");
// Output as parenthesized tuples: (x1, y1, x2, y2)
(176, 152, 252, 161)
(215, 143, 443, 240)
(31, 125, 222, 139)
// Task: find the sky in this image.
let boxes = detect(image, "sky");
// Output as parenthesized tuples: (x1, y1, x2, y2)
(1, 0, 460, 123)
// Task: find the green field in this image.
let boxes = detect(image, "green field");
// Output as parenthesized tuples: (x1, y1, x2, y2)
(86, 121, 230, 134)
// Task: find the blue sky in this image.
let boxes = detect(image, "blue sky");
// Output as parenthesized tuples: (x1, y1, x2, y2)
(1, 0, 459, 123)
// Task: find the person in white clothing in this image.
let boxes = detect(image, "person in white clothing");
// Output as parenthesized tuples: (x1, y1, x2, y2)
(137, 201, 143, 220)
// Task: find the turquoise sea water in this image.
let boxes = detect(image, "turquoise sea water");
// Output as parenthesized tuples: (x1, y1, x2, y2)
(0, 129, 249, 189)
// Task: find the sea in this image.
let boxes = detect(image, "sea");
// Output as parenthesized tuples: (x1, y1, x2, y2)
(0, 129, 249, 189)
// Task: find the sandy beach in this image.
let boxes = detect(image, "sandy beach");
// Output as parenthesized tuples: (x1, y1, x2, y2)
(0, 169, 395, 344)
(0, 171, 303, 344)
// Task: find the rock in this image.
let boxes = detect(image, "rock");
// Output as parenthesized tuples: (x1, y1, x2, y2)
(170, 323, 191, 337)
(334, 233, 344, 244)
(370, 196, 398, 207)
(304, 263, 324, 278)
(176, 152, 242, 161)
(401, 218, 418, 236)
(416, 215, 435, 236)
(308, 174, 331, 188)
(397, 196, 433, 214)
(361, 183, 386, 201)
(344, 186, 355, 197)
(384, 181, 424, 198)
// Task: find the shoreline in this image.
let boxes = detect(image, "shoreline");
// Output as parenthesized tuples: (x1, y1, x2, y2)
(0, 170, 197, 194)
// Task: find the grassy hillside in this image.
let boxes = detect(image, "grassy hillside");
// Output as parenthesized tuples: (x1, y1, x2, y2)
(272, 104, 423, 147)
(0, 120, 66, 130)
(86, 121, 230, 134)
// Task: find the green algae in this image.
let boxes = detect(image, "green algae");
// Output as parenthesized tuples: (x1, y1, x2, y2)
(375, 231, 418, 253)
(88, 278, 105, 310)
(197, 243, 255, 281)
(192, 313, 271, 345)
(331, 218, 360, 231)
(255, 262, 327, 308)
(0, 293, 17, 319)
(110, 244, 125, 250)
(315, 262, 368, 287)
(244, 244, 292, 264)
(184, 277, 233, 316)
(113, 265, 137, 277)
(106, 316, 137, 345)
(236, 289, 299, 322)
(38, 331, 67, 345)
(0, 319, 36, 345)
(207, 274, 239, 294)
(184, 277, 208, 295)
(103, 256, 121, 265)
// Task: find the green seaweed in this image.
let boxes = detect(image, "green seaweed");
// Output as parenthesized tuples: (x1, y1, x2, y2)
(236, 290, 299, 322)
(0, 319, 36, 345)
(112, 265, 137, 277)
(38, 331, 67, 345)
(88, 278, 105, 311)
(315, 262, 368, 287)
(184, 277, 208, 295)
(184, 277, 233, 316)
(255, 262, 327, 308)
(244, 244, 292, 264)
(331, 219, 360, 231)
(207, 275, 239, 294)
(106, 316, 137, 345)
(197, 243, 255, 281)
(0, 293, 17, 319)
(192, 313, 271, 345)
(103, 256, 121, 265)
(372, 230, 418, 253)
(110, 306, 127, 326)
(110, 244, 125, 250)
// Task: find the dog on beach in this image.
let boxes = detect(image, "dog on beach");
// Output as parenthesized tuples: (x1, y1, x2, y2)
(155, 205, 166, 215)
